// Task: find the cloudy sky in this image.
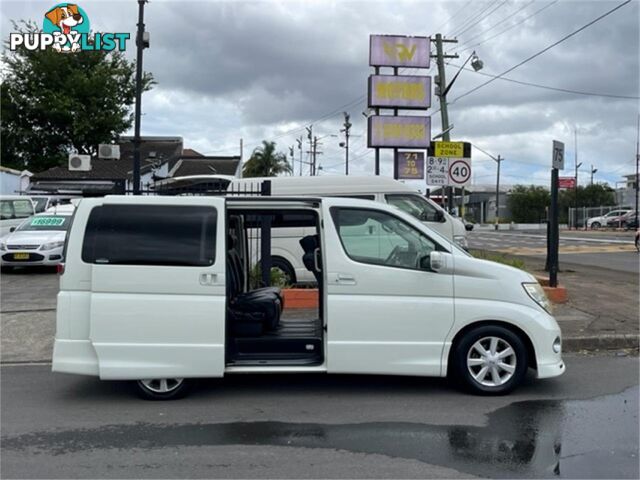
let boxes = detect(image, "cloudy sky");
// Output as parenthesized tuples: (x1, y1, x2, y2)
(2, 0, 639, 190)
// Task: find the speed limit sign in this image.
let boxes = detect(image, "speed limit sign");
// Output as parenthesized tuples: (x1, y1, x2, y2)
(448, 159, 471, 186)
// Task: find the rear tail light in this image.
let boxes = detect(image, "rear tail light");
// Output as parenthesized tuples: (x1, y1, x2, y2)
(56, 263, 65, 275)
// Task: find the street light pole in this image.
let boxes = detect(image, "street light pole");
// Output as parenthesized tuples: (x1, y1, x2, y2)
(132, 0, 148, 195)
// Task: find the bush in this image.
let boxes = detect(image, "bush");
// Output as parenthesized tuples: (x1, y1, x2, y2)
(249, 264, 291, 289)
(470, 249, 526, 270)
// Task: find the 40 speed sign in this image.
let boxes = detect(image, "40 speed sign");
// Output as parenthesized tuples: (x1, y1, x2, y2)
(448, 159, 471, 186)
(426, 157, 471, 186)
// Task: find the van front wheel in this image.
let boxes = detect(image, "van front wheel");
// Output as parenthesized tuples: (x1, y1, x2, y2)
(135, 378, 189, 400)
(453, 326, 528, 395)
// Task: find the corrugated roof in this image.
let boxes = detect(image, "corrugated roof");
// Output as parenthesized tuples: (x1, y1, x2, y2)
(171, 157, 240, 177)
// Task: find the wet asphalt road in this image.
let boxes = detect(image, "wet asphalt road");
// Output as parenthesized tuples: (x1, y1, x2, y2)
(1, 354, 638, 479)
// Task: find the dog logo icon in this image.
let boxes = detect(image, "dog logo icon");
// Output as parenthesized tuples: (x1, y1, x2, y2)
(43, 3, 90, 52)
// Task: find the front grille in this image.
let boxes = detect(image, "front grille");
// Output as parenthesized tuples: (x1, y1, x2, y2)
(2, 253, 45, 262)
(7, 245, 40, 250)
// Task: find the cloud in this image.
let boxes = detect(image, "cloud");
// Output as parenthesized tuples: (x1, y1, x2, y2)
(1, 0, 638, 187)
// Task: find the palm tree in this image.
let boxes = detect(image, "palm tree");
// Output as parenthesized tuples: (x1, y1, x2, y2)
(243, 141, 292, 177)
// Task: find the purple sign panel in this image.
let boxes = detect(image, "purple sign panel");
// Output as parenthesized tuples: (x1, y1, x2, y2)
(369, 35, 430, 68)
(369, 75, 431, 110)
(396, 151, 425, 180)
(368, 115, 431, 149)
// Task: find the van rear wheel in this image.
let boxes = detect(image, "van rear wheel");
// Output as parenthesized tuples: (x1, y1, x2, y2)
(452, 325, 528, 395)
(135, 378, 189, 400)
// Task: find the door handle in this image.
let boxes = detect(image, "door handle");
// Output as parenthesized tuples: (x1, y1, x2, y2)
(199, 273, 221, 286)
(334, 273, 356, 285)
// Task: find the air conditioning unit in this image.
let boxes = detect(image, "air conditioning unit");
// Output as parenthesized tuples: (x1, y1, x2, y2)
(68, 154, 91, 171)
(98, 144, 120, 159)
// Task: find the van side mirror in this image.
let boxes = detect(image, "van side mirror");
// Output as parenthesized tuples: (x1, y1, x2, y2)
(9, 227, 16, 233)
(420, 251, 446, 272)
(435, 210, 445, 222)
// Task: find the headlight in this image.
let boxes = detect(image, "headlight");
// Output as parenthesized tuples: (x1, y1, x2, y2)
(0, 242, 6, 251)
(454, 235, 468, 249)
(553, 336, 562, 353)
(41, 241, 64, 251)
(523, 282, 552, 313)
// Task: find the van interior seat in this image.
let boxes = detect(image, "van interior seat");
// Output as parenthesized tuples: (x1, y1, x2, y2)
(226, 238, 282, 336)
(300, 234, 321, 284)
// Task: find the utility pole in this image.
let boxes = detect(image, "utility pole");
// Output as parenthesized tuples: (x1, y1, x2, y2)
(288, 146, 294, 176)
(432, 34, 459, 212)
(495, 155, 502, 228)
(132, 0, 148, 195)
(574, 128, 582, 230)
(341, 112, 351, 175)
(306, 126, 313, 176)
(636, 115, 640, 230)
(312, 136, 323, 176)
(590, 164, 597, 185)
(296, 136, 303, 176)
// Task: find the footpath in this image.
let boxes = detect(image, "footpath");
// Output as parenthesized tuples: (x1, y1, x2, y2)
(513, 255, 639, 352)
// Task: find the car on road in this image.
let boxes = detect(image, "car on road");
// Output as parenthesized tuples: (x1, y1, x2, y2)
(0, 211, 73, 270)
(0, 195, 35, 237)
(586, 209, 631, 229)
(606, 210, 638, 229)
(53, 194, 564, 399)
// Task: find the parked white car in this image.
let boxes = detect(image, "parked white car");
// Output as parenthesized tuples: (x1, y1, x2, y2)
(0, 211, 73, 269)
(0, 195, 35, 237)
(53, 195, 564, 399)
(586, 209, 631, 229)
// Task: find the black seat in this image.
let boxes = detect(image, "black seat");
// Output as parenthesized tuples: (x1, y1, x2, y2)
(226, 237, 282, 336)
(300, 234, 321, 284)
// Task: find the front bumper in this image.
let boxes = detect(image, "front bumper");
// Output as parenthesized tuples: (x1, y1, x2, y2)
(1, 249, 64, 266)
(537, 359, 565, 378)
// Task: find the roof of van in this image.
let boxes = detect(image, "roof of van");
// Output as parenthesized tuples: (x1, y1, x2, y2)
(0, 195, 32, 201)
(232, 175, 417, 195)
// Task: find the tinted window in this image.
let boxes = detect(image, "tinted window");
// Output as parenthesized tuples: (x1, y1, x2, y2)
(331, 207, 436, 270)
(82, 205, 217, 266)
(386, 194, 440, 222)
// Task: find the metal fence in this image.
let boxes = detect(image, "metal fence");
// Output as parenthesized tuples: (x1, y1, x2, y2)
(568, 205, 632, 229)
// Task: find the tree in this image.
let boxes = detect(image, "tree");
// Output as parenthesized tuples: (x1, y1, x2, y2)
(243, 140, 292, 177)
(508, 185, 550, 223)
(1, 21, 154, 172)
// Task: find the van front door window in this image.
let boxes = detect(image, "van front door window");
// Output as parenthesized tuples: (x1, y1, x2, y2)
(332, 207, 435, 270)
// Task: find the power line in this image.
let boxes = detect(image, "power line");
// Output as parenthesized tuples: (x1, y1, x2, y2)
(434, 0, 475, 32)
(457, 0, 559, 54)
(451, 0, 502, 38)
(450, 0, 633, 105)
(446, 61, 640, 100)
(455, 0, 510, 38)
(455, 0, 537, 49)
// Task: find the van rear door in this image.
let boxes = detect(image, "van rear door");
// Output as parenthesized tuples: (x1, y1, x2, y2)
(81, 196, 226, 380)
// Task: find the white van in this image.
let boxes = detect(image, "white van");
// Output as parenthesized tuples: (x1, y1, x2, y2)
(230, 176, 468, 284)
(53, 195, 564, 399)
(0, 195, 35, 237)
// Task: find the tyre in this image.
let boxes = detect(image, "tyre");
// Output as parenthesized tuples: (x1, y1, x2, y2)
(134, 378, 189, 400)
(271, 257, 296, 285)
(590, 221, 601, 229)
(452, 325, 528, 395)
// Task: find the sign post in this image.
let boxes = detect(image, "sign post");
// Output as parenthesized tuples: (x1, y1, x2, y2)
(548, 140, 564, 287)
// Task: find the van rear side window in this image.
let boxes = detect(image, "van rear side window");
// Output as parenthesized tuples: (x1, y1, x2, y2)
(82, 205, 217, 266)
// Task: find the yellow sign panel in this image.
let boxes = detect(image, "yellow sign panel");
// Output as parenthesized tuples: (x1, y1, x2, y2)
(434, 141, 464, 158)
